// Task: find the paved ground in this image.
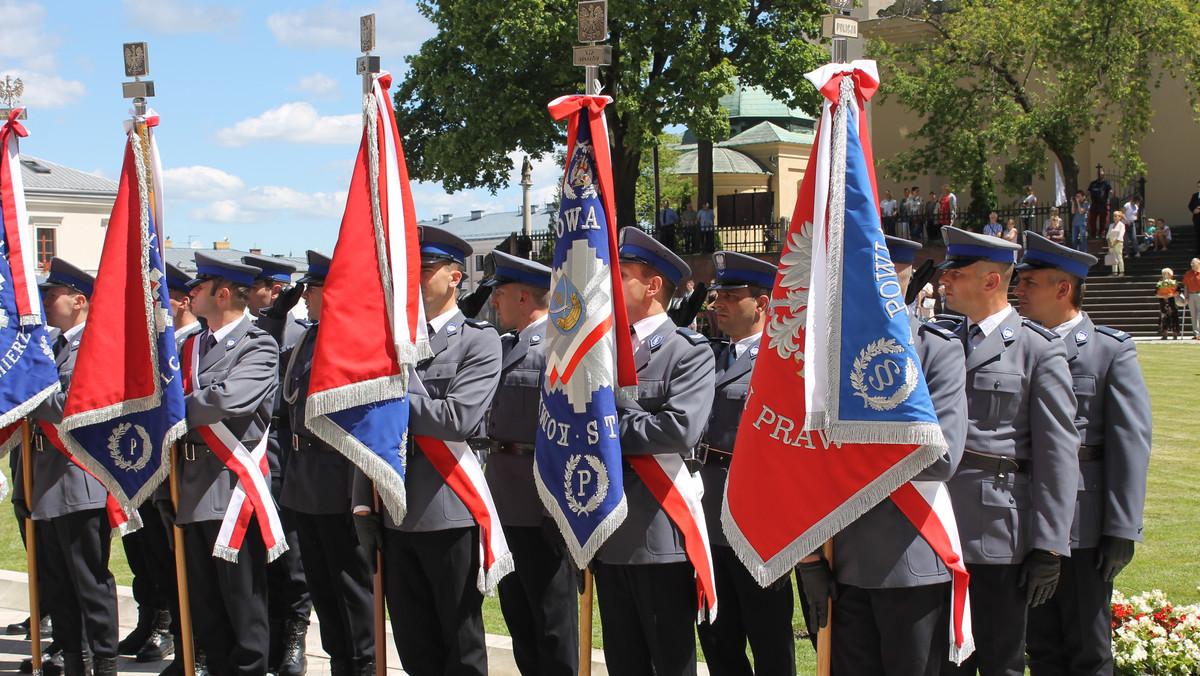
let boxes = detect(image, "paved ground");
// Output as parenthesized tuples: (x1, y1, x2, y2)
(0, 569, 630, 675)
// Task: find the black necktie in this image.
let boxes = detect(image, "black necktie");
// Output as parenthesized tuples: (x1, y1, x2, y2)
(966, 324, 983, 355)
(200, 333, 217, 359)
(723, 344, 737, 371)
(53, 334, 68, 356)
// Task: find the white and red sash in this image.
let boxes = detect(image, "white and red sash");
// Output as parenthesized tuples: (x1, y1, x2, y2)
(35, 420, 139, 534)
(413, 434, 513, 594)
(181, 334, 288, 562)
(891, 481, 975, 664)
(626, 454, 718, 621)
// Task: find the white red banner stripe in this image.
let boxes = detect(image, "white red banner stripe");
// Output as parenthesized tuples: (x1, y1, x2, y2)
(0, 109, 41, 324)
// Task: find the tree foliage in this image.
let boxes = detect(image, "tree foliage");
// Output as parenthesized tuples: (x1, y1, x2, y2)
(394, 0, 828, 227)
(868, 0, 1200, 204)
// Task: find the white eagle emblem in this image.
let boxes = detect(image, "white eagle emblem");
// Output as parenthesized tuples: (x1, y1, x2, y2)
(766, 223, 814, 363)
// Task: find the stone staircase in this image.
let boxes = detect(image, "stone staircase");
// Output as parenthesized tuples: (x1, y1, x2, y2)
(1080, 225, 1197, 337)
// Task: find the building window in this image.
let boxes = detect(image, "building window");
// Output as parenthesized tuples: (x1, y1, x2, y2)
(36, 227, 56, 269)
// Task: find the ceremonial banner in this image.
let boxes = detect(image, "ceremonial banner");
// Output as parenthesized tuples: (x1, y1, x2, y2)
(305, 71, 427, 524)
(0, 108, 60, 458)
(535, 95, 636, 568)
(722, 60, 971, 661)
(57, 108, 185, 512)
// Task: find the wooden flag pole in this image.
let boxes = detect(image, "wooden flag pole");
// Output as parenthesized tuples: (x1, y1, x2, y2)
(169, 442, 196, 675)
(816, 539, 835, 676)
(21, 421, 42, 674)
(372, 489, 387, 676)
(579, 568, 594, 676)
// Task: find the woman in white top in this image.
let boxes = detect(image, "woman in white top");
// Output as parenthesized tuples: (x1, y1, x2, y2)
(1108, 210, 1126, 275)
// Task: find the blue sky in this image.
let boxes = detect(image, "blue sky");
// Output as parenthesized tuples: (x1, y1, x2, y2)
(1, 0, 564, 255)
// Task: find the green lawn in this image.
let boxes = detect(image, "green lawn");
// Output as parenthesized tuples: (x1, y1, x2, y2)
(0, 342, 1193, 674)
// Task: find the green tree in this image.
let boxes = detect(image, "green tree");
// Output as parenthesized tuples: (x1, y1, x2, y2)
(394, 0, 829, 227)
(868, 0, 1200, 205)
(632, 133, 695, 227)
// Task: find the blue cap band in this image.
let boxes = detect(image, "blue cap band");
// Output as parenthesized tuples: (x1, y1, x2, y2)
(196, 263, 257, 287)
(166, 276, 191, 293)
(887, 246, 917, 264)
(421, 241, 466, 264)
(306, 263, 330, 278)
(620, 243, 683, 285)
(946, 243, 1017, 264)
(255, 268, 293, 283)
(47, 272, 93, 297)
(492, 264, 550, 288)
(1022, 248, 1091, 279)
(716, 268, 775, 289)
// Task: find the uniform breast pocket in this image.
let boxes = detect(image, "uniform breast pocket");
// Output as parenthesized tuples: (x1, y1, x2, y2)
(422, 362, 458, 397)
(638, 379, 666, 410)
(1071, 374, 1096, 403)
(501, 369, 541, 417)
(979, 477, 1033, 558)
(973, 371, 1023, 429)
(723, 383, 749, 403)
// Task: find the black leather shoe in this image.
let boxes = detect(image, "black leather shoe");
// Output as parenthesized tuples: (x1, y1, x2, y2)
(19, 639, 63, 675)
(159, 649, 209, 676)
(6, 616, 30, 635)
(62, 652, 88, 676)
(136, 610, 175, 662)
(92, 655, 120, 676)
(275, 619, 308, 676)
(119, 611, 154, 655)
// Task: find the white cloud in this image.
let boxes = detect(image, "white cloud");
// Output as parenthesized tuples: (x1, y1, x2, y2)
(241, 186, 348, 220)
(290, 73, 340, 101)
(163, 165, 246, 200)
(0, 3, 87, 109)
(190, 199, 255, 223)
(214, 102, 360, 147)
(267, 1, 435, 55)
(121, 0, 241, 35)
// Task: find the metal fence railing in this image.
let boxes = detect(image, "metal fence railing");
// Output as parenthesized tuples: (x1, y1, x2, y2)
(521, 220, 789, 264)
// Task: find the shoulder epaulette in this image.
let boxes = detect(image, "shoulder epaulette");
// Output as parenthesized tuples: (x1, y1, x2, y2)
(1095, 325, 1132, 342)
(933, 314, 964, 325)
(246, 324, 270, 338)
(1022, 318, 1058, 341)
(464, 318, 496, 332)
(918, 321, 957, 341)
(293, 317, 313, 329)
(676, 327, 708, 346)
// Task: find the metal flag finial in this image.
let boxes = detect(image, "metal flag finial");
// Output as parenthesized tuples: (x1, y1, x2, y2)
(121, 41, 155, 114)
(573, 0, 610, 95)
(0, 75, 26, 119)
(357, 14, 381, 94)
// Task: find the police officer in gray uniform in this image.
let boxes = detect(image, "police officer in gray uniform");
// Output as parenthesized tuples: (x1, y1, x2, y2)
(481, 250, 578, 676)
(593, 227, 715, 676)
(695, 251, 796, 676)
(259, 251, 375, 676)
(242, 253, 312, 676)
(936, 227, 1079, 676)
(16, 258, 120, 676)
(351, 226, 502, 676)
(156, 252, 280, 676)
(800, 236, 968, 676)
(1014, 232, 1152, 676)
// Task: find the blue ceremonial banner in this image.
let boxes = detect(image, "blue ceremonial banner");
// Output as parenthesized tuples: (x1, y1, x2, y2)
(0, 109, 61, 464)
(536, 95, 635, 568)
(59, 110, 186, 511)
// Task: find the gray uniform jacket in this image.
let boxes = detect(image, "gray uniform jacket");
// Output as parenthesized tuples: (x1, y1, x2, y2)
(25, 327, 108, 520)
(597, 320, 715, 565)
(833, 316, 968, 587)
(263, 317, 308, 481)
(352, 310, 502, 532)
(485, 320, 548, 528)
(944, 309, 1079, 564)
(698, 338, 755, 549)
(1063, 314, 1151, 548)
(176, 317, 279, 524)
(276, 324, 356, 515)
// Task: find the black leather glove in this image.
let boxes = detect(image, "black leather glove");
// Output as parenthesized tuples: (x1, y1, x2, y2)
(797, 559, 838, 629)
(353, 513, 384, 575)
(458, 285, 493, 319)
(1018, 549, 1061, 607)
(1096, 536, 1136, 582)
(669, 281, 709, 328)
(13, 498, 31, 521)
(262, 283, 305, 321)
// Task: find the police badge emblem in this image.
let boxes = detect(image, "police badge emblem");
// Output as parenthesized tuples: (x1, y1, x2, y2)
(549, 275, 585, 335)
(1075, 330, 1088, 344)
(562, 453, 610, 516)
(1001, 327, 1014, 340)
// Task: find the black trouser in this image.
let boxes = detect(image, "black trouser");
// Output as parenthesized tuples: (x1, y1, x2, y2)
(184, 519, 269, 676)
(1027, 548, 1114, 676)
(940, 564, 1025, 676)
(833, 582, 948, 676)
(266, 493, 311, 625)
(497, 524, 578, 676)
(697, 545, 794, 676)
(124, 502, 180, 634)
(1193, 214, 1200, 254)
(594, 561, 698, 676)
(295, 513, 375, 664)
(383, 526, 486, 676)
(36, 509, 119, 658)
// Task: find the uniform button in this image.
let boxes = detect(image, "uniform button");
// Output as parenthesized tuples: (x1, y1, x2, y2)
(994, 381, 1001, 390)
(1009, 498, 1015, 504)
